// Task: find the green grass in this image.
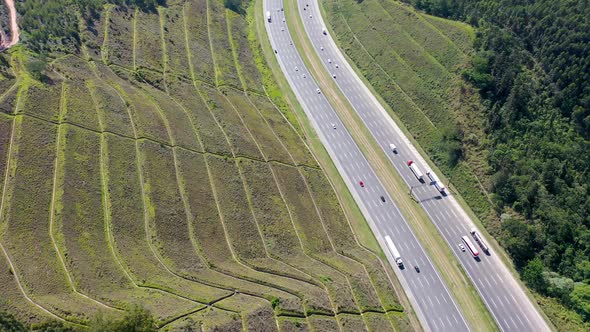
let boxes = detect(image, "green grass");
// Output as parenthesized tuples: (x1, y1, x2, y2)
(159, 6, 191, 80)
(166, 77, 232, 155)
(0, 83, 18, 115)
(247, 93, 318, 167)
(199, 83, 264, 159)
(0, 0, 407, 328)
(183, 0, 216, 83)
(278, 316, 309, 332)
(17, 82, 62, 122)
(134, 9, 164, 72)
(226, 9, 264, 93)
(0, 116, 105, 323)
(307, 315, 340, 331)
(103, 7, 134, 68)
(62, 81, 101, 131)
(206, 0, 241, 87)
(223, 88, 293, 164)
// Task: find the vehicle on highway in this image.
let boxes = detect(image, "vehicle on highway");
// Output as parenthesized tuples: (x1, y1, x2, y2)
(322, 27, 327, 35)
(470, 229, 490, 254)
(389, 143, 397, 153)
(266, 11, 271, 22)
(282, 18, 285, 22)
(316, 88, 321, 94)
(335, 64, 339, 68)
(332, 123, 336, 129)
(359, 180, 364, 187)
(274, 49, 277, 54)
(414, 265, 420, 273)
(426, 169, 445, 194)
(380, 196, 386, 202)
(462, 235, 480, 259)
(309, 14, 312, 18)
(302, 74, 306, 78)
(384, 235, 404, 268)
(407, 160, 424, 182)
(295, 66, 298, 71)
(332, 74, 336, 79)
(320, 46, 324, 51)
(328, 58, 332, 64)
(458, 243, 465, 252)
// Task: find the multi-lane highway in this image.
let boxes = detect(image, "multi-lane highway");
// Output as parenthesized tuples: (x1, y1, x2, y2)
(263, 1, 469, 331)
(296, 1, 552, 331)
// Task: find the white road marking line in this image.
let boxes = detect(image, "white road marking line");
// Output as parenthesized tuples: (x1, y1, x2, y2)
(489, 297, 498, 309)
(427, 296, 433, 307)
(435, 295, 441, 305)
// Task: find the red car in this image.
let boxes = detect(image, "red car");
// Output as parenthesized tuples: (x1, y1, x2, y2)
(359, 181, 365, 187)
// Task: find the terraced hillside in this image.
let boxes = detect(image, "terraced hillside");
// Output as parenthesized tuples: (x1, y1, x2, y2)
(0, 0, 409, 330)
(322, 0, 495, 229)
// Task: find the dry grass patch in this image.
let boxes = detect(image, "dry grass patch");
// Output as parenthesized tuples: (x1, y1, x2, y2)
(307, 315, 340, 331)
(62, 81, 101, 131)
(339, 314, 368, 332)
(160, 6, 191, 79)
(226, 10, 264, 92)
(278, 317, 309, 332)
(87, 79, 134, 137)
(0, 84, 17, 114)
(18, 83, 62, 122)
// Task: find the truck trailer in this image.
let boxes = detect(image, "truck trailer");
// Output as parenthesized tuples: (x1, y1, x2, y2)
(426, 169, 446, 193)
(407, 160, 424, 182)
(266, 11, 271, 22)
(384, 235, 404, 268)
(470, 229, 489, 254)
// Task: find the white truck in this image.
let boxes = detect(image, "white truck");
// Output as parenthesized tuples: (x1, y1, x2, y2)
(407, 160, 424, 182)
(322, 27, 327, 35)
(470, 229, 489, 254)
(384, 235, 404, 268)
(389, 143, 397, 153)
(266, 11, 271, 22)
(426, 169, 445, 193)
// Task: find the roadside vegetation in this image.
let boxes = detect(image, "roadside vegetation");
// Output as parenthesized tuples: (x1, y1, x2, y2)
(324, 0, 590, 329)
(0, 0, 410, 330)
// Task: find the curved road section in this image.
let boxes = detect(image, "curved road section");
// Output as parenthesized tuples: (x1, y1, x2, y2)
(263, 1, 469, 331)
(298, 0, 551, 331)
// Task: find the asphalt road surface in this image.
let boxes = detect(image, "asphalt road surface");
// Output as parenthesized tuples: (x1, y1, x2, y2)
(296, 1, 551, 331)
(264, 1, 470, 331)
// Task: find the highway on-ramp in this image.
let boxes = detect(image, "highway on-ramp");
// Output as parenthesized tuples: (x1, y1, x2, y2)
(263, 1, 469, 331)
(297, 1, 551, 331)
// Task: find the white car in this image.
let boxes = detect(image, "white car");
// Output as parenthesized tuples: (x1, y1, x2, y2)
(316, 88, 321, 94)
(295, 66, 299, 71)
(309, 14, 312, 18)
(459, 243, 465, 252)
(328, 59, 332, 63)
(332, 123, 336, 129)
(335, 64, 339, 68)
(332, 74, 336, 79)
(302, 73, 306, 78)
(320, 46, 324, 51)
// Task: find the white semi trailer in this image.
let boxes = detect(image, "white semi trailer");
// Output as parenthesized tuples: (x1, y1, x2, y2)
(407, 160, 424, 182)
(470, 229, 489, 254)
(426, 169, 446, 193)
(384, 235, 404, 268)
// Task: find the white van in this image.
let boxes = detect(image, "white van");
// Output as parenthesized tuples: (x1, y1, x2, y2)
(389, 143, 397, 153)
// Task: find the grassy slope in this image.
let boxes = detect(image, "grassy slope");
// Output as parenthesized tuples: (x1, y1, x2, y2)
(0, 0, 407, 330)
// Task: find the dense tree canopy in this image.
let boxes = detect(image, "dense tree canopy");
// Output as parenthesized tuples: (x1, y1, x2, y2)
(405, 0, 590, 321)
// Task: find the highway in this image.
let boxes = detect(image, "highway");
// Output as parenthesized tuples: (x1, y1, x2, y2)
(297, 0, 552, 331)
(263, 1, 469, 331)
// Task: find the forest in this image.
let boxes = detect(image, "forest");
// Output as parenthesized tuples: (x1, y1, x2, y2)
(406, 0, 590, 322)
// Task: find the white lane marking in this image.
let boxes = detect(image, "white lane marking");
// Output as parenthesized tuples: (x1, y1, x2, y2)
(453, 314, 459, 324)
(516, 314, 524, 326)
(446, 315, 452, 327)
(424, 276, 430, 287)
(489, 297, 498, 309)
(496, 295, 505, 307)
(435, 295, 441, 305)
(485, 277, 492, 288)
(438, 317, 446, 328)
(427, 296, 433, 308)
(509, 316, 518, 329)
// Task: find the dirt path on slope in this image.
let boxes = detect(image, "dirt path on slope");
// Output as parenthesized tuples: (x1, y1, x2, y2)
(0, 0, 19, 50)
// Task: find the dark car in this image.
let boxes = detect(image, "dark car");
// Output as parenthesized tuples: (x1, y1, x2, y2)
(380, 196, 385, 202)
(414, 265, 420, 273)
